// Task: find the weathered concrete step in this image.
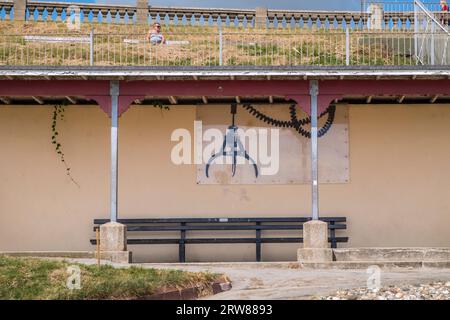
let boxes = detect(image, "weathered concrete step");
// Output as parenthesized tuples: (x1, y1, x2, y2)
(333, 248, 450, 262)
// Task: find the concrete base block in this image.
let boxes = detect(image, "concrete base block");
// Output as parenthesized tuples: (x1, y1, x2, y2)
(100, 251, 132, 264)
(297, 248, 333, 262)
(100, 222, 127, 252)
(303, 220, 329, 249)
(99, 222, 129, 263)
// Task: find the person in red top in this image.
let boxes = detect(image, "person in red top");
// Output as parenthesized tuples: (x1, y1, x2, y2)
(441, 1, 449, 26)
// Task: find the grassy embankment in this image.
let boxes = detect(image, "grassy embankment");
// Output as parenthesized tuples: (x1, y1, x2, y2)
(0, 21, 415, 66)
(0, 255, 222, 300)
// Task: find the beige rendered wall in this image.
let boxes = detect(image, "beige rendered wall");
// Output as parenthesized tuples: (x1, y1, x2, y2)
(0, 104, 450, 262)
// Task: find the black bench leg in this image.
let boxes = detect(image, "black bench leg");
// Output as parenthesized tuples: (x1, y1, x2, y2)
(179, 223, 186, 263)
(256, 222, 261, 262)
(329, 221, 337, 249)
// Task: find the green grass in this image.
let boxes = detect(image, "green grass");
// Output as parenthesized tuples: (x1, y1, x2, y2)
(0, 255, 222, 300)
(237, 43, 279, 56)
(314, 53, 345, 65)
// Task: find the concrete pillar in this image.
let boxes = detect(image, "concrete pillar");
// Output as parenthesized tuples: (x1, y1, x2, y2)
(368, 4, 384, 30)
(297, 220, 333, 262)
(14, 0, 27, 21)
(99, 222, 131, 263)
(136, 0, 149, 25)
(255, 7, 267, 28)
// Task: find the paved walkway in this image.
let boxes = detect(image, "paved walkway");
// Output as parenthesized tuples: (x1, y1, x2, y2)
(139, 263, 450, 300)
(69, 259, 450, 300)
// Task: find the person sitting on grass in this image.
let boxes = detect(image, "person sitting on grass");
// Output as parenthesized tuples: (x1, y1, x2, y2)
(146, 22, 166, 45)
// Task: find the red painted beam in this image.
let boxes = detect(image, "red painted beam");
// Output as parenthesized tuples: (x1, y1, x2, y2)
(3, 79, 450, 99)
(0, 79, 312, 115)
(319, 80, 450, 96)
(119, 80, 310, 97)
(2, 79, 450, 117)
(0, 80, 110, 96)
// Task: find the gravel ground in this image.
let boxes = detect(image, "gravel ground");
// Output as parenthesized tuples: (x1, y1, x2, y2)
(318, 281, 450, 300)
(135, 264, 450, 300)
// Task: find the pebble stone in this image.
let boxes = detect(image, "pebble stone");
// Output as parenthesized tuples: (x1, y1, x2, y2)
(319, 282, 450, 300)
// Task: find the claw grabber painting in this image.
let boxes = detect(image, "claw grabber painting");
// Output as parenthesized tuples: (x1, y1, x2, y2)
(196, 103, 349, 185)
(205, 104, 259, 179)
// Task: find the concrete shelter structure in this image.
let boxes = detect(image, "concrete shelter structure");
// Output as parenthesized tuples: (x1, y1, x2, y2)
(1, 66, 450, 262)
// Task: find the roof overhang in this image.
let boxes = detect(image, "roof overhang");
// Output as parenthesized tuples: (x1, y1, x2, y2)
(1, 66, 450, 81)
(2, 67, 450, 111)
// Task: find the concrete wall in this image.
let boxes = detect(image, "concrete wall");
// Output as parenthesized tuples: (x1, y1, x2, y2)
(1, 104, 450, 262)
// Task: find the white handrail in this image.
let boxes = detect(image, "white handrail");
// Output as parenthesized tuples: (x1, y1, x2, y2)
(414, 0, 450, 35)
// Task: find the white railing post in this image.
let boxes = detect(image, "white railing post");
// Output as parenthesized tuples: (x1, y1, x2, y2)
(346, 27, 350, 66)
(89, 28, 94, 66)
(414, 1, 418, 63)
(431, 20, 436, 65)
(219, 23, 223, 66)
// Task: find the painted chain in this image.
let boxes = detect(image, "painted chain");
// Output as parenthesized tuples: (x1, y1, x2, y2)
(242, 103, 336, 138)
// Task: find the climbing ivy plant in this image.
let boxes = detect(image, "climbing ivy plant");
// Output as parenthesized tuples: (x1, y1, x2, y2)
(51, 104, 79, 188)
(153, 100, 170, 111)
(50, 100, 169, 187)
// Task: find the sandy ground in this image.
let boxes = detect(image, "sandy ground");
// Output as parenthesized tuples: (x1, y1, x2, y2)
(68, 259, 450, 300)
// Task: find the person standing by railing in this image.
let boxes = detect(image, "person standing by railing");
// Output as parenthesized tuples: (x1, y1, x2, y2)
(440, 0, 449, 26)
(146, 23, 166, 45)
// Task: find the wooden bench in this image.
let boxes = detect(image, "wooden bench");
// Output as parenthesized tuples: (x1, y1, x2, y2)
(24, 35, 91, 44)
(123, 39, 190, 45)
(91, 217, 348, 262)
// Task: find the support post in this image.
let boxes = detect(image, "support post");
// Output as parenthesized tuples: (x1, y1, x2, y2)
(110, 80, 119, 223)
(309, 80, 319, 221)
(13, 0, 27, 21)
(98, 80, 131, 264)
(136, 0, 149, 25)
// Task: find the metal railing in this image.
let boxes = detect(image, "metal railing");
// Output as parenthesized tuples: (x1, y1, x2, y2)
(1, 0, 449, 31)
(0, 29, 435, 67)
(361, 0, 450, 29)
(414, 0, 450, 64)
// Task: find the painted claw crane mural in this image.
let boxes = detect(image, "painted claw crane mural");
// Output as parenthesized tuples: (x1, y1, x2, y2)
(198, 102, 348, 185)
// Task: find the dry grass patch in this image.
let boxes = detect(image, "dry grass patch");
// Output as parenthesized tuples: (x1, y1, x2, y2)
(0, 21, 416, 66)
(0, 255, 222, 300)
